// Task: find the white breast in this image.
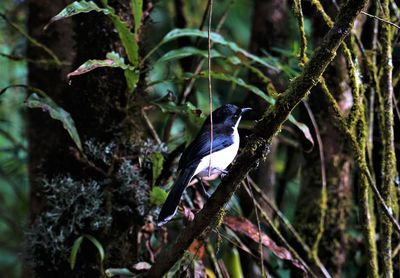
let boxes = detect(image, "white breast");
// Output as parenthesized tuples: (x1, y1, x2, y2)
(193, 127, 240, 179)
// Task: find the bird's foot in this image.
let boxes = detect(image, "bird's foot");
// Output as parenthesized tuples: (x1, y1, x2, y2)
(196, 178, 211, 200)
(220, 169, 229, 179)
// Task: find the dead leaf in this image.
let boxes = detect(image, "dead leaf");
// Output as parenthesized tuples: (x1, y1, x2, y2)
(189, 240, 205, 260)
(224, 216, 306, 273)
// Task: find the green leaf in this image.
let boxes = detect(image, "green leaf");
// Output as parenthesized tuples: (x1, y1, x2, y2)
(84, 234, 105, 263)
(168, 72, 311, 147)
(46, 1, 138, 66)
(149, 152, 164, 186)
(124, 69, 140, 93)
(132, 0, 143, 35)
(150, 186, 168, 206)
(1, 85, 83, 152)
(156, 47, 222, 64)
(223, 247, 244, 278)
(147, 28, 277, 70)
(196, 71, 276, 105)
(26, 93, 83, 152)
(70, 236, 84, 270)
(67, 51, 135, 79)
(44, 1, 111, 30)
(105, 268, 134, 277)
(109, 15, 139, 66)
(153, 100, 202, 116)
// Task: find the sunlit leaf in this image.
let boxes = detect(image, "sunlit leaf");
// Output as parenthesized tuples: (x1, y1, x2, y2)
(25, 93, 83, 152)
(150, 186, 167, 206)
(70, 236, 84, 270)
(225, 216, 307, 273)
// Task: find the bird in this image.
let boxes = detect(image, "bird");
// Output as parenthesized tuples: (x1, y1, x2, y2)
(157, 104, 251, 226)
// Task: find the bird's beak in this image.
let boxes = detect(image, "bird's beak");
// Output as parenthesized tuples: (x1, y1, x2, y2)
(240, 107, 252, 114)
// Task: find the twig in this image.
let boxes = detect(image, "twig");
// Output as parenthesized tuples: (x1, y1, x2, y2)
(207, 0, 214, 177)
(361, 10, 400, 29)
(180, 1, 232, 103)
(244, 181, 266, 277)
(142, 107, 162, 144)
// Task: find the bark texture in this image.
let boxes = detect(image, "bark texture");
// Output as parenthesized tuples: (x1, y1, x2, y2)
(26, 0, 151, 276)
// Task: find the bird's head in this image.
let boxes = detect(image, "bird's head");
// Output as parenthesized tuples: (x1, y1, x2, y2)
(211, 104, 252, 127)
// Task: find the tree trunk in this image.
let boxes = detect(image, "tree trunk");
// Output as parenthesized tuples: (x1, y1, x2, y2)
(25, 0, 152, 276)
(294, 2, 353, 276)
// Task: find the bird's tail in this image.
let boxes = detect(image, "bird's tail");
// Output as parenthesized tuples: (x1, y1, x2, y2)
(157, 165, 196, 226)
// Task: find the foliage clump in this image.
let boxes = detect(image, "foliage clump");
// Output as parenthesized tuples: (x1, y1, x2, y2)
(84, 139, 117, 166)
(115, 158, 149, 217)
(25, 176, 111, 271)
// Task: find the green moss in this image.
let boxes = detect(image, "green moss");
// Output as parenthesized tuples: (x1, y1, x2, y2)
(378, 1, 396, 276)
(321, 78, 380, 276)
(293, 0, 308, 65)
(310, 0, 334, 27)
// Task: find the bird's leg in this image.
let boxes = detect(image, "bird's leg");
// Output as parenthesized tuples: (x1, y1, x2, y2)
(196, 177, 211, 199)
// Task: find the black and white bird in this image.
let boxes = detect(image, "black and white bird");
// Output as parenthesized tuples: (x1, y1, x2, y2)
(157, 104, 251, 226)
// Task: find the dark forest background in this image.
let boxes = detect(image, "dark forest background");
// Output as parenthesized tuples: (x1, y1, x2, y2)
(0, 0, 400, 277)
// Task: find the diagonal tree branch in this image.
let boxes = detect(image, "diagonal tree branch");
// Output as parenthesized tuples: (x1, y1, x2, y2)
(144, 1, 368, 277)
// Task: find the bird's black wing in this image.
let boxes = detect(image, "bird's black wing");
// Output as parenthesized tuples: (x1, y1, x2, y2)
(157, 163, 198, 226)
(178, 124, 234, 170)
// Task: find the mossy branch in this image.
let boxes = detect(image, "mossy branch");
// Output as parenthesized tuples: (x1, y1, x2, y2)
(321, 79, 400, 235)
(320, 79, 379, 277)
(293, 0, 308, 65)
(144, 1, 368, 277)
(309, 0, 361, 127)
(378, 0, 396, 276)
